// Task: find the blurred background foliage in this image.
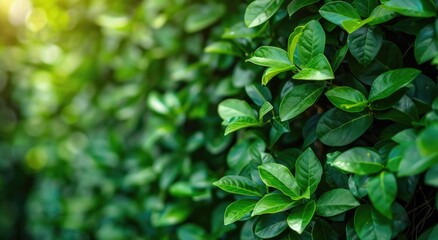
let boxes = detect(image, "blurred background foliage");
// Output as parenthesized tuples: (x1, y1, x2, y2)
(0, 0, 251, 239)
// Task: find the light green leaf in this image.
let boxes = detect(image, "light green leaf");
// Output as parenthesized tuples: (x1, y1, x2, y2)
(316, 189, 360, 217)
(262, 65, 297, 85)
(244, 0, 285, 28)
(368, 5, 397, 25)
(288, 26, 304, 64)
(218, 99, 257, 121)
(295, 148, 322, 194)
(383, 0, 437, 17)
(213, 176, 264, 196)
(425, 165, 438, 187)
(331, 147, 384, 175)
(325, 86, 368, 112)
(204, 41, 242, 57)
(258, 163, 301, 198)
(224, 199, 258, 225)
(398, 142, 438, 176)
(367, 171, 397, 219)
(354, 205, 392, 240)
(296, 20, 326, 67)
(279, 82, 326, 121)
(368, 68, 421, 101)
(287, 0, 319, 16)
(247, 46, 292, 68)
(319, 1, 361, 25)
(287, 200, 316, 234)
(252, 193, 297, 216)
(224, 116, 262, 135)
(341, 17, 375, 34)
(415, 22, 438, 65)
(348, 26, 383, 66)
(259, 102, 273, 121)
(293, 54, 335, 80)
(185, 3, 225, 32)
(316, 109, 373, 147)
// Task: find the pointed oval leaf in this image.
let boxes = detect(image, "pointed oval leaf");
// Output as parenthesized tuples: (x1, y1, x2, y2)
(368, 5, 397, 25)
(316, 108, 373, 147)
(325, 86, 368, 112)
(247, 46, 292, 68)
(245, 83, 273, 107)
(258, 163, 300, 198)
(295, 148, 322, 194)
(252, 193, 297, 216)
(218, 99, 257, 121)
(331, 147, 384, 175)
(244, 0, 285, 28)
(213, 176, 264, 196)
(279, 82, 325, 121)
(293, 54, 335, 80)
(369, 68, 422, 101)
(224, 116, 262, 136)
(367, 171, 397, 219)
(316, 189, 360, 217)
(348, 26, 383, 66)
(224, 199, 258, 225)
(287, 200, 316, 234)
(319, 1, 361, 25)
(354, 204, 392, 240)
(415, 23, 438, 65)
(255, 213, 289, 238)
(383, 0, 437, 17)
(296, 20, 326, 67)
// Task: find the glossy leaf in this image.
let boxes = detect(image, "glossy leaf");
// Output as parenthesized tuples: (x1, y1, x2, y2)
(325, 86, 368, 112)
(367, 171, 397, 219)
(368, 68, 421, 101)
(292, 54, 335, 80)
(224, 116, 262, 135)
(383, 0, 437, 17)
(258, 163, 301, 198)
(255, 213, 289, 238)
(332, 44, 349, 72)
(252, 193, 297, 216)
(245, 83, 273, 107)
(259, 102, 273, 121)
(319, 1, 361, 25)
(287, 200, 316, 234)
(287, 0, 319, 16)
(368, 5, 397, 25)
(332, 147, 384, 175)
(244, 0, 285, 28)
(295, 148, 322, 194)
(317, 109, 373, 147)
(279, 82, 326, 121)
(224, 199, 258, 225)
(354, 205, 392, 240)
(316, 189, 360, 217)
(425, 164, 438, 187)
(218, 99, 257, 121)
(213, 176, 264, 196)
(415, 22, 438, 65)
(348, 26, 383, 66)
(296, 20, 326, 67)
(247, 46, 292, 68)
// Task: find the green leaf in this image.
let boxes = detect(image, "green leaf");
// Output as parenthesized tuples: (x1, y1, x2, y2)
(279, 82, 326, 121)
(224, 199, 258, 225)
(287, 200, 316, 234)
(325, 86, 368, 112)
(204, 41, 242, 57)
(295, 148, 322, 194)
(341, 18, 375, 34)
(332, 44, 349, 72)
(287, 0, 319, 16)
(262, 65, 296, 85)
(354, 205, 392, 240)
(368, 68, 422, 101)
(177, 224, 208, 240)
(258, 163, 301, 198)
(255, 213, 289, 238)
(293, 54, 335, 80)
(331, 147, 384, 175)
(415, 22, 438, 65)
(368, 5, 397, 25)
(288, 26, 304, 64)
(391, 203, 409, 237)
(316, 189, 360, 217)
(348, 26, 383, 66)
(367, 171, 397, 219)
(259, 102, 273, 121)
(383, 0, 437, 17)
(398, 142, 438, 176)
(312, 219, 340, 240)
(244, 0, 285, 28)
(425, 164, 438, 187)
(355, 0, 379, 17)
(213, 176, 264, 196)
(418, 223, 438, 240)
(184, 3, 225, 32)
(316, 109, 373, 147)
(319, 1, 361, 26)
(348, 175, 368, 198)
(252, 193, 297, 216)
(247, 46, 292, 68)
(245, 83, 273, 107)
(296, 20, 326, 67)
(224, 116, 262, 135)
(218, 99, 257, 121)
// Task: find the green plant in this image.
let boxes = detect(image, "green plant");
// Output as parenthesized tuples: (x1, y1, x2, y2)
(213, 0, 438, 239)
